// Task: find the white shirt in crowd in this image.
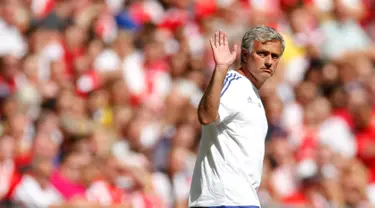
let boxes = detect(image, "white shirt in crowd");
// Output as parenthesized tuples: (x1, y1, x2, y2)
(189, 70, 268, 207)
(317, 116, 357, 158)
(0, 159, 15, 200)
(0, 19, 28, 58)
(12, 175, 63, 208)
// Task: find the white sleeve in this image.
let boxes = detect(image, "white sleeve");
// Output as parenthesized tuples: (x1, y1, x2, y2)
(217, 78, 242, 124)
(218, 98, 236, 123)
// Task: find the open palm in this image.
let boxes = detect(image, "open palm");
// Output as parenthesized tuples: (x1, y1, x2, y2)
(210, 30, 238, 69)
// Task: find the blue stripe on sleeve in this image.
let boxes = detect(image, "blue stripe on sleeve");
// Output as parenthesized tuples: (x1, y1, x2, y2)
(222, 73, 234, 92)
(221, 75, 241, 97)
(221, 73, 235, 95)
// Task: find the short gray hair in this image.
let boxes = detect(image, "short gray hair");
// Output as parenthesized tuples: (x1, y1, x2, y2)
(241, 25, 285, 63)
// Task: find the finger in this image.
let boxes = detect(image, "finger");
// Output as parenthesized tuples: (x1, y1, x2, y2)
(224, 32, 228, 46)
(219, 30, 223, 46)
(215, 32, 219, 47)
(209, 38, 215, 49)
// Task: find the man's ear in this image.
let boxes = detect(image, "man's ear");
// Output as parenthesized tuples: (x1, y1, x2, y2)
(241, 49, 248, 63)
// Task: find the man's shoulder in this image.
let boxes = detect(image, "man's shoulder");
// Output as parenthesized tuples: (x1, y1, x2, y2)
(221, 71, 247, 98)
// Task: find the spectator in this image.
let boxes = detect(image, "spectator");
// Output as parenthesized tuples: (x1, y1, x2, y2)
(50, 151, 88, 200)
(12, 156, 63, 208)
(0, 136, 20, 203)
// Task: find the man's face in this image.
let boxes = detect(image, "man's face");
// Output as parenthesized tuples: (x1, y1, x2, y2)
(34, 158, 54, 180)
(61, 153, 88, 183)
(244, 40, 282, 81)
(33, 133, 58, 159)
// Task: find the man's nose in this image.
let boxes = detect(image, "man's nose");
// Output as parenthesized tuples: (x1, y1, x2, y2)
(264, 56, 272, 68)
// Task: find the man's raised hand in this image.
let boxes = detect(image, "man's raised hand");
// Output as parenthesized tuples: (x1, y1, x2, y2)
(210, 30, 238, 70)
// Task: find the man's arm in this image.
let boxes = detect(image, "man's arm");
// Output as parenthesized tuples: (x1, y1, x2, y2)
(197, 31, 237, 125)
(197, 66, 228, 125)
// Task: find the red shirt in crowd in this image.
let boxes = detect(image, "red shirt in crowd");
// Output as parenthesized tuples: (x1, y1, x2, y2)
(0, 160, 22, 201)
(50, 170, 86, 200)
(86, 178, 162, 208)
(356, 115, 375, 183)
(86, 179, 131, 205)
(332, 108, 354, 129)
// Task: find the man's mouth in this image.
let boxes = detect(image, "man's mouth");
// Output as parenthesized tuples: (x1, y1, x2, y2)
(262, 69, 272, 73)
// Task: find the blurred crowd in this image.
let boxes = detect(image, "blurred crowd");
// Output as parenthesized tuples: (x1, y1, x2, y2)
(0, 0, 374, 207)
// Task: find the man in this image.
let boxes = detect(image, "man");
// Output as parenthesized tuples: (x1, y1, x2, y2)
(189, 26, 285, 208)
(12, 156, 63, 208)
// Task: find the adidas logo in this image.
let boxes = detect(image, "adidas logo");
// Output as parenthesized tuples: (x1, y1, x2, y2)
(248, 96, 262, 108)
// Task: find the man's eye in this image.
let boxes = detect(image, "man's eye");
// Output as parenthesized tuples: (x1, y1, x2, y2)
(257, 52, 267, 57)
